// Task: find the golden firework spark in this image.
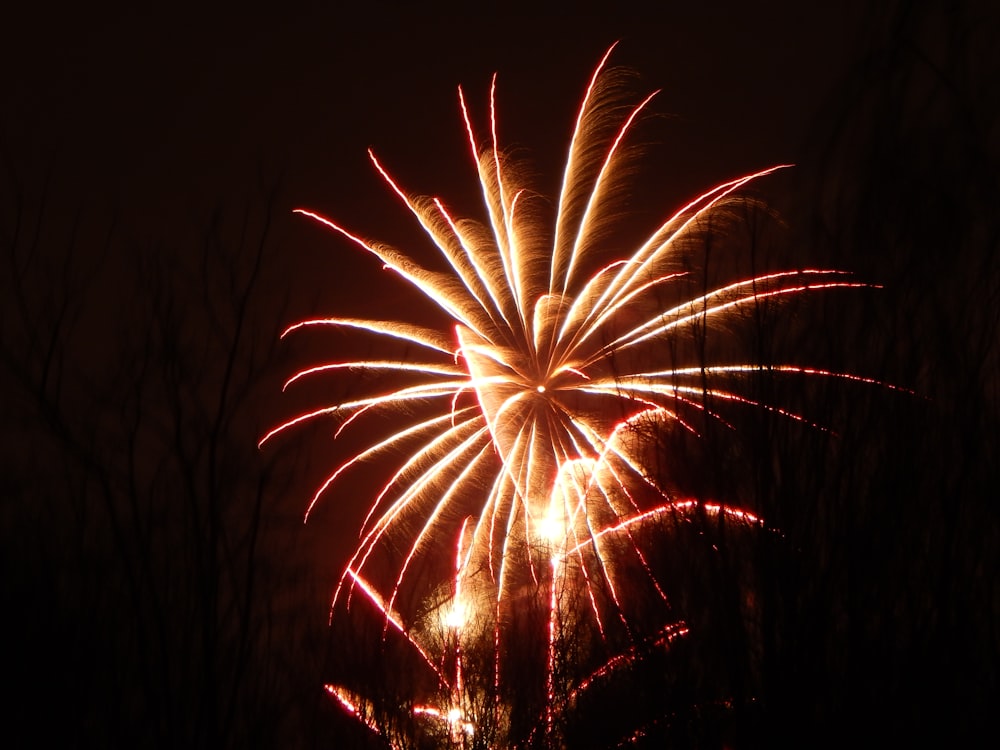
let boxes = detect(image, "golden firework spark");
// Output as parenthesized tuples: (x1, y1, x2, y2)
(263, 44, 881, 745)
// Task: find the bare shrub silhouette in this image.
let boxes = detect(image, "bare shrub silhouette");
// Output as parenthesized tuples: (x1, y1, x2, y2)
(745, 1, 1000, 744)
(0, 169, 336, 748)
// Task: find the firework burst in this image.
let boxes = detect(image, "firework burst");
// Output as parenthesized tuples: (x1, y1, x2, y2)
(263, 45, 878, 746)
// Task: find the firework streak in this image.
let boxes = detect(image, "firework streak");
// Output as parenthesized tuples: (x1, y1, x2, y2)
(263, 45, 879, 747)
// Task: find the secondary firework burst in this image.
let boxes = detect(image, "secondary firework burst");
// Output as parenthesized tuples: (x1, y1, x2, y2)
(262, 44, 878, 745)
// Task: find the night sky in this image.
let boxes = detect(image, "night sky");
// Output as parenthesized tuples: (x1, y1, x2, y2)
(3, 3, 862, 229)
(3, 2, 998, 748)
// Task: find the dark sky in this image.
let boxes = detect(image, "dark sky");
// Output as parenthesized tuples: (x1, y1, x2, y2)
(1, 2, 878, 436)
(3, 3, 867, 236)
(1, 2, 879, 384)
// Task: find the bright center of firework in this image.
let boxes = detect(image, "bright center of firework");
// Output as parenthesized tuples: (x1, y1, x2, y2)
(443, 600, 467, 629)
(537, 504, 566, 544)
(537, 385, 546, 393)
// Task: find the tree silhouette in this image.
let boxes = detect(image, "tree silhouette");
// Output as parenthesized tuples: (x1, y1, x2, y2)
(0, 169, 339, 748)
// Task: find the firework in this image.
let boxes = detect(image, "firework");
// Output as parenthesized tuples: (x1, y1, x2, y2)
(264, 45, 875, 746)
